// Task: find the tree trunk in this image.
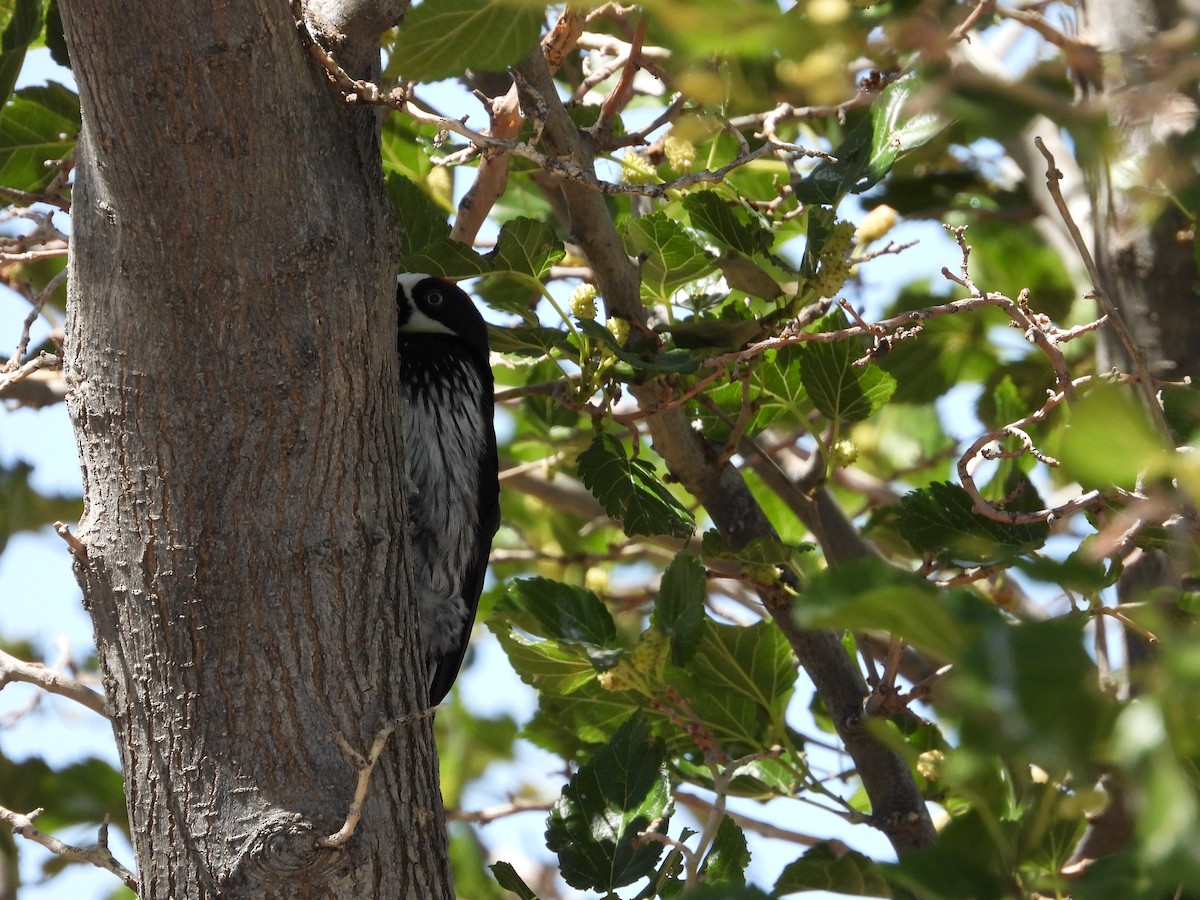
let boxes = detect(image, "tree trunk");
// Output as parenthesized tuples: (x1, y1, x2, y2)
(57, 1, 450, 896)
(1080, 0, 1200, 379)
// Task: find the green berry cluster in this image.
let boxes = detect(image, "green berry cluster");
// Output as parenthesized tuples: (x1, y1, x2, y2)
(570, 283, 598, 320)
(664, 135, 697, 173)
(811, 220, 855, 297)
(620, 150, 659, 185)
(596, 628, 669, 694)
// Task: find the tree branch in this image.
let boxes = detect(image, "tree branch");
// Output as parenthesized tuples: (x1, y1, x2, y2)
(509, 48, 936, 855)
(0, 807, 136, 892)
(0, 648, 107, 717)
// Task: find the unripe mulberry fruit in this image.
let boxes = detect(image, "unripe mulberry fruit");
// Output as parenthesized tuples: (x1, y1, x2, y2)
(664, 135, 697, 172)
(570, 283, 598, 319)
(620, 151, 658, 185)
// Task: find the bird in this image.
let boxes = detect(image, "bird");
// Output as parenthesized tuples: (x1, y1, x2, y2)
(395, 273, 500, 706)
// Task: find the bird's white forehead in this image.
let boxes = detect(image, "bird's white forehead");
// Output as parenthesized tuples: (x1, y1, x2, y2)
(397, 272, 456, 336)
(397, 272, 433, 295)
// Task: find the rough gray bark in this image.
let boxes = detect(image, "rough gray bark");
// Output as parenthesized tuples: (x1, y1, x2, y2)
(57, 1, 450, 897)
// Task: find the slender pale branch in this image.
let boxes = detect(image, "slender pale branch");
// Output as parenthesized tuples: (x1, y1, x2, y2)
(0, 807, 137, 892)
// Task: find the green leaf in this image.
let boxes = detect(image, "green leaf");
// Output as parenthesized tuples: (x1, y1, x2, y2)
(695, 346, 812, 442)
(577, 434, 696, 539)
(489, 625, 597, 695)
(524, 677, 639, 755)
(700, 815, 750, 884)
(799, 310, 896, 424)
(683, 191, 770, 255)
(490, 217, 564, 280)
(43, 0, 67, 69)
(775, 844, 892, 897)
(621, 211, 717, 300)
(0, 0, 44, 112)
(389, 173, 451, 259)
(487, 324, 576, 359)
(953, 617, 1115, 773)
(499, 577, 617, 647)
(895, 482, 1049, 565)
(545, 716, 672, 891)
(401, 237, 491, 280)
(489, 861, 540, 899)
(0, 81, 79, 194)
(796, 557, 1004, 663)
(667, 620, 795, 756)
(653, 552, 706, 666)
(1053, 381, 1170, 491)
(793, 72, 946, 205)
(699, 530, 813, 583)
(393, 0, 543, 83)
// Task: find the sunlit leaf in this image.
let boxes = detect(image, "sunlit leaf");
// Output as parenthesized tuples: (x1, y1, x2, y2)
(797, 557, 1004, 663)
(0, 81, 78, 194)
(577, 434, 696, 538)
(895, 482, 1049, 565)
(393, 0, 543, 82)
(545, 715, 672, 891)
(776, 844, 892, 897)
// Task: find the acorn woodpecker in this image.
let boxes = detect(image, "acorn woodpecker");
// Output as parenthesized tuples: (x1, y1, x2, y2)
(396, 274, 500, 705)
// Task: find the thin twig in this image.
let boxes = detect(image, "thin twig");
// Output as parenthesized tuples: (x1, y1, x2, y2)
(0, 807, 137, 892)
(1033, 136, 1172, 438)
(319, 706, 440, 849)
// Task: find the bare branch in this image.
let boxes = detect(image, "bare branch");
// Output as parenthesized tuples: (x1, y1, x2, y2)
(0, 648, 107, 718)
(0, 807, 137, 892)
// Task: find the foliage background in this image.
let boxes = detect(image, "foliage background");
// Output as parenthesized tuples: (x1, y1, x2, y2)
(1, 0, 1199, 898)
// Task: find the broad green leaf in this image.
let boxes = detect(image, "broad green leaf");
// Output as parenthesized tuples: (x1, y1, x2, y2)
(1053, 381, 1170, 491)
(799, 310, 897, 424)
(700, 815, 750, 884)
(895, 482, 1049, 565)
(796, 557, 1004, 663)
(577, 434, 696, 539)
(621, 211, 717, 300)
(653, 552, 706, 666)
(793, 73, 946, 205)
(489, 624, 597, 695)
(388, 173, 451, 260)
(683, 191, 770, 255)
(44, 0, 67, 68)
(393, 0, 543, 82)
(487, 324, 576, 359)
(545, 716, 672, 891)
(700, 529, 813, 583)
(489, 861, 539, 900)
(525, 678, 640, 755)
(696, 346, 812, 442)
(776, 844, 892, 897)
(953, 617, 1114, 773)
(0, 0, 44, 113)
(398, 236, 490, 280)
(490, 217, 564, 280)
(0, 81, 78, 194)
(667, 620, 795, 756)
(498, 577, 617, 647)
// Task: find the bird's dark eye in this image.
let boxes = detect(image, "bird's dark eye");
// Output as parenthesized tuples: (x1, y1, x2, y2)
(426, 290, 445, 306)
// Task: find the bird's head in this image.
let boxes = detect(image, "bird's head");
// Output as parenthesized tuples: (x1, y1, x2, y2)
(396, 274, 489, 359)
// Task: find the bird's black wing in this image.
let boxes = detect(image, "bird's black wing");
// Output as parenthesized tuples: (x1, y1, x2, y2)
(426, 414, 501, 706)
